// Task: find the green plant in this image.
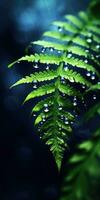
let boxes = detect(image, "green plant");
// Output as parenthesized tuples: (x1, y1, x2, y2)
(60, 85, 100, 200)
(8, 0, 100, 171)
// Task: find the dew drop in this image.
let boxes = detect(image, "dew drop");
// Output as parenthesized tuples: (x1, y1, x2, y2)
(93, 94, 96, 100)
(91, 75, 95, 80)
(64, 66, 68, 71)
(61, 77, 65, 81)
(33, 114, 36, 117)
(65, 120, 69, 125)
(70, 121, 74, 124)
(96, 55, 100, 58)
(96, 45, 100, 49)
(33, 80, 37, 83)
(67, 53, 72, 58)
(73, 102, 77, 106)
(85, 49, 89, 53)
(61, 77, 66, 84)
(46, 65, 50, 70)
(84, 59, 88, 64)
(58, 50, 61, 54)
(41, 47, 46, 53)
(62, 93, 66, 97)
(58, 26, 63, 32)
(33, 84, 37, 89)
(34, 64, 39, 69)
(86, 72, 91, 77)
(49, 47, 54, 52)
(44, 108, 49, 112)
(58, 106, 62, 111)
(87, 38, 92, 44)
(44, 104, 48, 108)
(73, 96, 77, 100)
(42, 115, 45, 119)
(65, 117, 68, 121)
(61, 115, 64, 119)
(70, 78, 74, 82)
(82, 85, 86, 89)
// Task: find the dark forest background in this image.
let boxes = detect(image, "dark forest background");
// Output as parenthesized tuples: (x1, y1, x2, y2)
(0, 1, 90, 200)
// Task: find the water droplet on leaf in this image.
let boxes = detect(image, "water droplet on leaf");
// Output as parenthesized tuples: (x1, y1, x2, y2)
(41, 47, 46, 53)
(65, 120, 69, 125)
(91, 75, 95, 80)
(96, 45, 100, 49)
(73, 102, 77, 106)
(84, 59, 88, 64)
(87, 38, 92, 44)
(86, 72, 91, 77)
(85, 49, 89, 53)
(58, 26, 63, 32)
(82, 85, 86, 89)
(64, 66, 68, 71)
(44, 104, 48, 107)
(44, 108, 49, 112)
(93, 95, 96, 100)
(67, 53, 72, 58)
(33, 84, 37, 89)
(49, 47, 54, 52)
(34, 64, 39, 69)
(59, 106, 62, 110)
(46, 65, 50, 70)
(58, 50, 61, 54)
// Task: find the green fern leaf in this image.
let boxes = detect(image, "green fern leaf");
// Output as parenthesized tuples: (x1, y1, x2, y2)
(11, 69, 57, 87)
(60, 66, 100, 199)
(64, 15, 83, 28)
(9, 7, 100, 170)
(52, 21, 78, 33)
(24, 83, 55, 103)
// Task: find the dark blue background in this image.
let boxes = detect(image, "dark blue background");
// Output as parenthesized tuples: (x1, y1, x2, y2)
(0, 1, 90, 200)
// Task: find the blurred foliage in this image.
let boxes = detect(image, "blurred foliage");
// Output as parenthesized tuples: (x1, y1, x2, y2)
(60, 102, 100, 200)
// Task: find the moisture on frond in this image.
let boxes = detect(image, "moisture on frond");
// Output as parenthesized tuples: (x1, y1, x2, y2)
(8, 9, 100, 170)
(60, 102, 100, 200)
(60, 75, 100, 199)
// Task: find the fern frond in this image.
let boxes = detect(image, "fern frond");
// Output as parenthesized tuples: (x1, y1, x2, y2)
(64, 15, 83, 28)
(58, 83, 81, 97)
(8, 54, 62, 67)
(33, 40, 66, 51)
(43, 31, 71, 41)
(60, 108, 100, 200)
(31, 96, 53, 112)
(87, 83, 100, 91)
(64, 57, 99, 75)
(11, 69, 57, 87)
(60, 67, 100, 199)
(9, 8, 100, 170)
(52, 21, 78, 33)
(24, 83, 55, 103)
(60, 69, 91, 86)
(79, 11, 88, 22)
